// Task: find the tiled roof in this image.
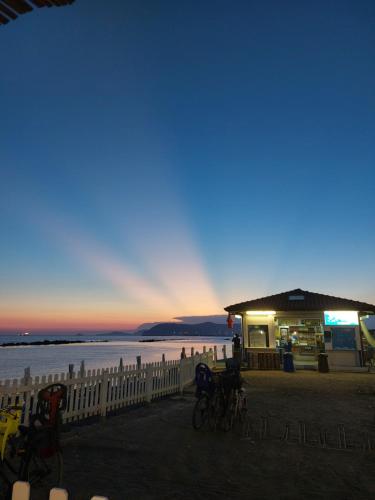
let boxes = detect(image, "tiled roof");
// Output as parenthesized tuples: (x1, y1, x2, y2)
(224, 288, 375, 314)
(0, 1, 75, 26)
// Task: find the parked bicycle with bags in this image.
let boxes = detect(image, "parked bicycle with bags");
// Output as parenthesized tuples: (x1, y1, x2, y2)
(192, 360, 247, 432)
(0, 383, 67, 499)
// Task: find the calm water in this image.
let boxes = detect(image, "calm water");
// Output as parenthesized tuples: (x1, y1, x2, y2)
(0, 335, 232, 380)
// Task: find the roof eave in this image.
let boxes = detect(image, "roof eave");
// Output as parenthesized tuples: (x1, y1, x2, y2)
(225, 306, 375, 314)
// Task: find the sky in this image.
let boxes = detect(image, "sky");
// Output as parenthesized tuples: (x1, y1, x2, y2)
(0, 0, 374, 332)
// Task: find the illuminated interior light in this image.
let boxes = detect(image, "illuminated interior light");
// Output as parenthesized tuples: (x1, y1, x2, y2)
(235, 315, 242, 319)
(246, 311, 276, 315)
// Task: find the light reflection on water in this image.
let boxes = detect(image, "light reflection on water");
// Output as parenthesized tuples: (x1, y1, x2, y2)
(0, 336, 232, 380)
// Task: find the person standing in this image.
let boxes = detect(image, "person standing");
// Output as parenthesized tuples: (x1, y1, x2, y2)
(232, 333, 241, 364)
(367, 344, 375, 371)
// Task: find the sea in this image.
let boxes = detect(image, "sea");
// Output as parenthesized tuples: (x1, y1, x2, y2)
(0, 334, 232, 380)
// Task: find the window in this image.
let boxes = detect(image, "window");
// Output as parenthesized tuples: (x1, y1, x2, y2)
(248, 325, 269, 348)
(331, 328, 356, 350)
(288, 295, 305, 301)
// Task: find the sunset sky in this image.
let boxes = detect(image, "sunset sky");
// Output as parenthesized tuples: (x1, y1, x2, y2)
(1, 0, 374, 332)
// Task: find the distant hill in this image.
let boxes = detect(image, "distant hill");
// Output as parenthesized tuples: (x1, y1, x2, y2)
(142, 322, 239, 336)
(97, 323, 165, 335)
(134, 322, 163, 332)
(173, 315, 229, 324)
(96, 331, 135, 337)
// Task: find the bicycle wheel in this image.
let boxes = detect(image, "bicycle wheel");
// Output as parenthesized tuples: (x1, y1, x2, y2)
(192, 394, 210, 430)
(208, 391, 225, 431)
(0, 469, 13, 500)
(222, 393, 236, 432)
(19, 450, 63, 494)
(238, 393, 248, 423)
(0, 435, 24, 500)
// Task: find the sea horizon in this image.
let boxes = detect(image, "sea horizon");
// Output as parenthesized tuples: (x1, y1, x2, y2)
(0, 334, 232, 381)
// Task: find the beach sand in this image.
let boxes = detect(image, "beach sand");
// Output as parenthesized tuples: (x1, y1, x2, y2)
(45, 371, 375, 499)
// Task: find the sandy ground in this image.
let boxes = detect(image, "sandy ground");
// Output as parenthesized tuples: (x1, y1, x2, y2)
(43, 372, 375, 499)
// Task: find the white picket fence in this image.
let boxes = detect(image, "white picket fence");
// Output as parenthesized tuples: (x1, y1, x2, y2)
(0, 347, 224, 425)
(3, 345, 228, 500)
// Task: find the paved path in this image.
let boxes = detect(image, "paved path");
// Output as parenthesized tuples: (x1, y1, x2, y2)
(55, 372, 375, 499)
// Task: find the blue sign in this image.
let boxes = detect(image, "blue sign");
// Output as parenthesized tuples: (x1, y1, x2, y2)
(324, 311, 358, 326)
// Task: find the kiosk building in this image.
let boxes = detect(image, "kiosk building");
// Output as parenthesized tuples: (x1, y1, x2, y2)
(224, 288, 375, 369)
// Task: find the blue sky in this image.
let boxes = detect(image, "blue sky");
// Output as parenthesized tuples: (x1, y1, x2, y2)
(0, 0, 374, 331)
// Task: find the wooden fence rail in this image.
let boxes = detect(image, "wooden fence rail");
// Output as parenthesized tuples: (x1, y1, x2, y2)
(0, 350, 215, 425)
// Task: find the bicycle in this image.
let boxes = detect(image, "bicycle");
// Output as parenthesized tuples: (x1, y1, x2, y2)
(223, 385, 247, 431)
(192, 361, 247, 432)
(0, 383, 67, 499)
(192, 363, 215, 430)
(208, 358, 247, 431)
(0, 406, 24, 499)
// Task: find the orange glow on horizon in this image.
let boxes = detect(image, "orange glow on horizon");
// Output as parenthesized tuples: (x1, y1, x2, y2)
(0, 300, 169, 332)
(1, 185, 223, 332)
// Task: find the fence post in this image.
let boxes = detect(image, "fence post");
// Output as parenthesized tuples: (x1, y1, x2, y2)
(11, 481, 30, 500)
(79, 360, 85, 377)
(179, 358, 186, 394)
(190, 347, 194, 357)
(49, 488, 69, 500)
(203, 346, 206, 354)
(180, 347, 186, 359)
(222, 345, 227, 360)
(99, 369, 109, 418)
(68, 364, 74, 379)
(23, 367, 31, 385)
(214, 346, 217, 367)
(119, 358, 124, 372)
(191, 353, 196, 379)
(208, 347, 213, 366)
(145, 364, 153, 403)
(136, 356, 142, 370)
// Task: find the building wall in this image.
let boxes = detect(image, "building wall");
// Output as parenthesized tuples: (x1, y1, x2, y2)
(325, 350, 360, 368)
(323, 322, 361, 368)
